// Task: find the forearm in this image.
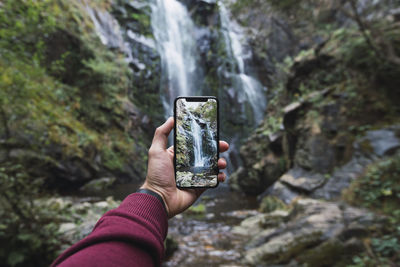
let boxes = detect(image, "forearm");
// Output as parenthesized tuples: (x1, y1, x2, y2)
(51, 193, 168, 267)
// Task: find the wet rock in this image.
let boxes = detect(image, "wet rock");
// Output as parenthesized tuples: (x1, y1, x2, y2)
(262, 181, 299, 204)
(244, 230, 323, 265)
(311, 126, 400, 200)
(181, 0, 219, 26)
(79, 177, 116, 193)
(267, 128, 391, 202)
(222, 210, 260, 220)
(59, 223, 77, 234)
(279, 167, 327, 193)
(112, 0, 164, 124)
(54, 158, 95, 183)
(294, 134, 337, 173)
(33, 196, 121, 252)
(232, 214, 266, 236)
(295, 237, 363, 266)
(240, 198, 382, 266)
(364, 127, 400, 156)
(230, 136, 285, 195)
(311, 155, 373, 200)
(259, 195, 288, 213)
(84, 4, 126, 50)
(206, 213, 215, 220)
(259, 210, 290, 229)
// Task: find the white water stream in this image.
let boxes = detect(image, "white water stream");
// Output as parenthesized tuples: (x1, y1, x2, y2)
(219, 2, 267, 124)
(189, 113, 205, 167)
(150, 0, 200, 113)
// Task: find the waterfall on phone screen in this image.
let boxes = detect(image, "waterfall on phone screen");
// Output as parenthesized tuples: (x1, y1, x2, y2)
(189, 112, 204, 167)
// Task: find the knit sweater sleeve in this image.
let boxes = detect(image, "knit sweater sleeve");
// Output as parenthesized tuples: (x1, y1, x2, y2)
(51, 193, 168, 267)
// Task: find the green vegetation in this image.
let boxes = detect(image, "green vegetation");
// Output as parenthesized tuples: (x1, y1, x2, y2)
(259, 196, 288, 213)
(0, 1, 151, 265)
(186, 203, 206, 215)
(0, 0, 149, 185)
(344, 152, 400, 266)
(0, 163, 60, 266)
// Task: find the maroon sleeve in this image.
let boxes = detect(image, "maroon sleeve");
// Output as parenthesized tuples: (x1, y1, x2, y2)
(51, 193, 168, 267)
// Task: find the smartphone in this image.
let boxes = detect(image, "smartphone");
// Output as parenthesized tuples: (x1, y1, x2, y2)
(174, 96, 219, 188)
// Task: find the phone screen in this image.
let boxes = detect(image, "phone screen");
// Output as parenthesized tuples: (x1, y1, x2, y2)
(174, 97, 219, 188)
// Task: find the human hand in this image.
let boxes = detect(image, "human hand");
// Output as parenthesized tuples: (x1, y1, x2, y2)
(140, 117, 229, 218)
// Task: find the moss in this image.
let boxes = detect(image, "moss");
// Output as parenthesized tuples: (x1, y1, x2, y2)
(259, 196, 288, 213)
(296, 238, 347, 266)
(186, 204, 206, 215)
(343, 152, 400, 265)
(0, 0, 150, 189)
(343, 152, 400, 219)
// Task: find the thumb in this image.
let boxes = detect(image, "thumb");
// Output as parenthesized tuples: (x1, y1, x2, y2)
(151, 117, 174, 150)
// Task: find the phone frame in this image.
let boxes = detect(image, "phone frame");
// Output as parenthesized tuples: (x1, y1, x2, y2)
(174, 96, 220, 189)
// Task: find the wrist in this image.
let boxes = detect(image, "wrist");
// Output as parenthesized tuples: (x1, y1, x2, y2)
(139, 183, 169, 215)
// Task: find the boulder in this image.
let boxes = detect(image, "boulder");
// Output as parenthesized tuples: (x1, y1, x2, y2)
(79, 177, 116, 193)
(230, 131, 286, 195)
(279, 167, 327, 193)
(237, 198, 382, 266)
(294, 134, 337, 173)
(57, 197, 120, 251)
(259, 195, 288, 213)
(261, 181, 299, 205)
(363, 127, 400, 157)
(312, 125, 400, 200)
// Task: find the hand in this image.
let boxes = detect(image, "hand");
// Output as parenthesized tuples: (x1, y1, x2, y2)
(140, 117, 229, 218)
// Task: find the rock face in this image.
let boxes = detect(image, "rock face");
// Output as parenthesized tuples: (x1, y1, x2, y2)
(260, 125, 400, 202)
(234, 198, 382, 266)
(229, 131, 286, 195)
(79, 177, 116, 193)
(112, 0, 164, 123)
(230, 48, 400, 200)
(227, 3, 400, 264)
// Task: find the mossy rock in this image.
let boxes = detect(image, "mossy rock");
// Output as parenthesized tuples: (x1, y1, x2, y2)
(259, 196, 288, 213)
(79, 177, 116, 193)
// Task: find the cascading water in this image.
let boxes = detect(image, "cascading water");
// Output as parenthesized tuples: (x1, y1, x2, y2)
(219, 2, 267, 124)
(150, 0, 267, 173)
(189, 113, 205, 167)
(150, 0, 201, 114)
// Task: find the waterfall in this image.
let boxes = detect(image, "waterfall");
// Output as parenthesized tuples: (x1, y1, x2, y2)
(219, 2, 267, 124)
(150, 0, 201, 114)
(189, 113, 205, 167)
(150, 0, 266, 123)
(149, 0, 267, 174)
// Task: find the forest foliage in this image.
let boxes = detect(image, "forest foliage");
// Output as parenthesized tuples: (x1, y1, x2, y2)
(0, 0, 148, 265)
